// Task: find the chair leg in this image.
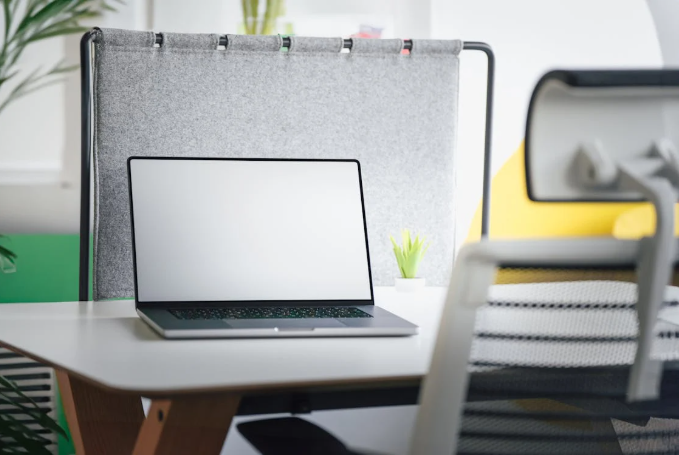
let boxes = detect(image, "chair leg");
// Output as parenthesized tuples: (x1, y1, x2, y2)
(237, 417, 365, 455)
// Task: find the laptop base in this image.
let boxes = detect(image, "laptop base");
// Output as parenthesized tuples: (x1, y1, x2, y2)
(137, 306, 418, 339)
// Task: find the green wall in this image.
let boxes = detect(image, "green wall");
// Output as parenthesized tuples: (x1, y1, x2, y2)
(0, 235, 79, 303)
(0, 234, 81, 455)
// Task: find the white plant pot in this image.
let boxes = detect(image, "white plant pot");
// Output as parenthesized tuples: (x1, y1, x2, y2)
(395, 277, 426, 293)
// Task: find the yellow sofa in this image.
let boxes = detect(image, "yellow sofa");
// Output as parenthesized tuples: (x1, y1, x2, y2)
(466, 142, 648, 242)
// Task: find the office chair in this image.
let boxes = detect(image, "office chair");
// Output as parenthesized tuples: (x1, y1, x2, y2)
(238, 70, 679, 454)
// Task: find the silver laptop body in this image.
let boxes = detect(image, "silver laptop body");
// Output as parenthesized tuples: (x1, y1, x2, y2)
(128, 157, 418, 338)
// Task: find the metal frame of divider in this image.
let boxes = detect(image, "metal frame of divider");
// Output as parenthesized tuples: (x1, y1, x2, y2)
(78, 28, 495, 302)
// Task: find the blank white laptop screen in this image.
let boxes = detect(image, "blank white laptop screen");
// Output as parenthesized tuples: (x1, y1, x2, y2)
(129, 159, 373, 303)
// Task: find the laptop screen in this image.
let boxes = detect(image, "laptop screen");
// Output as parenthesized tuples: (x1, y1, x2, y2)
(128, 158, 373, 303)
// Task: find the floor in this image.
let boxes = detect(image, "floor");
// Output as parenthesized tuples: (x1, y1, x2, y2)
(141, 399, 416, 454)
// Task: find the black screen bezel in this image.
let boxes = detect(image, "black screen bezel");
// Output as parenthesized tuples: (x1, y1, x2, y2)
(127, 157, 375, 309)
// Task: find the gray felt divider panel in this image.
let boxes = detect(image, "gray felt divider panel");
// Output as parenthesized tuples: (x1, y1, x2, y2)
(411, 40, 462, 55)
(226, 34, 281, 52)
(161, 32, 220, 49)
(351, 37, 403, 53)
(92, 28, 462, 300)
(288, 36, 343, 53)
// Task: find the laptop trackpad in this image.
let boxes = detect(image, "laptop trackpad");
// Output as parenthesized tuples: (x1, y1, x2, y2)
(225, 318, 345, 329)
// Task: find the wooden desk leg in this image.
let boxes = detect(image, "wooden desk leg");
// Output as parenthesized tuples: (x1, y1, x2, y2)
(56, 370, 145, 455)
(132, 394, 241, 455)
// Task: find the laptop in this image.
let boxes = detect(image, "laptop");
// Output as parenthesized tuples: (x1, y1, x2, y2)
(128, 157, 418, 338)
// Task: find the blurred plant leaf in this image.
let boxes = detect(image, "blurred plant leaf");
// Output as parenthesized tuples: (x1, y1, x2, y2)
(15, 0, 72, 36)
(0, 245, 16, 263)
(0, 375, 68, 454)
(0, 234, 15, 273)
(3, 1, 11, 43)
(0, 235, 16, 262)
(0, 0, 120, 117)
(241, 0, 285, 35)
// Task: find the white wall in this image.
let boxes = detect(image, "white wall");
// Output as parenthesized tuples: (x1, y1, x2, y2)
(437, 0, 663, 246)
(647, 0, 679, 148)
(648, 0, 679, 66)
(154, 0, 226, 32)
(0, 36, 64, 178)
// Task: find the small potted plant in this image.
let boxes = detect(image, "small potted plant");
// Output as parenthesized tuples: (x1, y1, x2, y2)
(390, 229, 430, 292)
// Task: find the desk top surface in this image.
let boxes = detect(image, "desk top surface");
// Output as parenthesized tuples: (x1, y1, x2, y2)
(4, 282, 679, 397)
(0, 287, 444, 396)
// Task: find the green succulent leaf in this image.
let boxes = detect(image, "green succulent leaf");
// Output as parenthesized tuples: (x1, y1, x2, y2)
(389, 230, 430, 278)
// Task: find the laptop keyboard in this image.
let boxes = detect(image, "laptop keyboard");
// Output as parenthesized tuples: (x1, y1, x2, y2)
(170, 306, 373, 320)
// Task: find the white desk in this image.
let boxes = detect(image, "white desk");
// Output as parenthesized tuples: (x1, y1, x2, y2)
(4, 283, 679, 455)
(0, 287, 445, 455)
(0, 287, 443, 395)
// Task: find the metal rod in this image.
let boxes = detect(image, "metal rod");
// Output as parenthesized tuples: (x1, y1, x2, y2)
(462, 42, 494, 238)
(153, 34, 414, 50)
(79, 28, 99, 302)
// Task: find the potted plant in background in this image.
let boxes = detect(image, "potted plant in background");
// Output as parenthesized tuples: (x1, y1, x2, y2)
(240, 0, 293, 36)
(390, 229, 430, 293)
(1, 1, 117, 451)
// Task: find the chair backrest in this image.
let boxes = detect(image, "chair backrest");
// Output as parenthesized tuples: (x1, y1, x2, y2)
(83, 28, 466, 300)
(411, 238, 679, 454)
